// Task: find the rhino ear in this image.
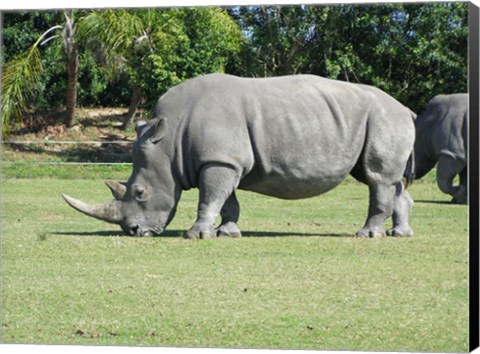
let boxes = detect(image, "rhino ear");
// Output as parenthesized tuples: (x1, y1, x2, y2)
(150, 117, 167, 144)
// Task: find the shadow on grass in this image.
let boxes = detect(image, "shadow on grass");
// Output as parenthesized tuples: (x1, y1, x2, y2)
(415, 199, 456, 205)
(54, 229, 351, 238)
(6, 109, 136, 163)
(241, 231, 350, 237)
(54, 230, 179, 237)
(8, 141, 132, 163)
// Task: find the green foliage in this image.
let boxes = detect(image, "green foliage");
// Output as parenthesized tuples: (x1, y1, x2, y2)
(232, 3, 467, 112)
(2, 11, 64, 61)
(1, 11, 118, 137)
(3, 14, 110, 111)
(1, 13, 69, 135)
(34, 40, 66, 110)
(1, 4, 467, 135)
(2, 33, 48, 137)
(179, 8, 244, 76)
(78, 7, 244, 106)
(228, 6, 310, 76)
(77, 50, 109, 107)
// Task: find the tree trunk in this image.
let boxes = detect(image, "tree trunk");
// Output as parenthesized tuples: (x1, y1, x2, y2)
(122, 86, 143, 130)
(63, 10, 79, 127)
(65, 53, 79, 127)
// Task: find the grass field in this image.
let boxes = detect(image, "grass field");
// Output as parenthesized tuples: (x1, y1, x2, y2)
(1, 165, 469, 352)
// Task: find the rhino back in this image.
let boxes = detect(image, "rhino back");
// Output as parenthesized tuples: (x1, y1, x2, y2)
(155, 74, 408, 199)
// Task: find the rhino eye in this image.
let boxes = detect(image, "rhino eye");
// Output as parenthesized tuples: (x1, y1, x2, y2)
(134, 186, 147, 201)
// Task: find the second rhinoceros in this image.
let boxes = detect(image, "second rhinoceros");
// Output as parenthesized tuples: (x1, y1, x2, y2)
(63, 74, 416, 238)
(414, 93, 468, 204)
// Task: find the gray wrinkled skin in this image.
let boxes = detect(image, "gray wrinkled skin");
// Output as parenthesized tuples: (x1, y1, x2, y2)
(414, 93, 468, 204)
(63, 74, 416, 238)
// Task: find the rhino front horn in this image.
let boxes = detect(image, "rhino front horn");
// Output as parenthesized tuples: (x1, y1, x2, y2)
(62, 194, 123, 224)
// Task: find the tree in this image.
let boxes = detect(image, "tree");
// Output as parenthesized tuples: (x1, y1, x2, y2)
(228, 5, 314, 77)
(78, 7, 244, 129)
(77, 8, 155, 129)
(1, 21, 65, 138)
(1, 10, 81, 137)
(230, 3, 468, 112)
(2, 4, 466, 138)
(63, 10, 79, 127)
(2, 8, 243, 135)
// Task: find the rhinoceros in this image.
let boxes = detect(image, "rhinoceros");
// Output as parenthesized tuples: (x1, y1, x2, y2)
(414, 93, 468, 204)
(63, 74, 416, 238)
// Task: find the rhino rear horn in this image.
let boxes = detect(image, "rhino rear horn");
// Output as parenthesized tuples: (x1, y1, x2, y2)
(62, 194, 123, 224)
(105, 180, 127, 200)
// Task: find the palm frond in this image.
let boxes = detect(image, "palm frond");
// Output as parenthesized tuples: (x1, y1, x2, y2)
(76, 9, 145, 79)
(1, 24, 63, 138)
(78, 10, 142, 56)
(1, 44, 43, 138)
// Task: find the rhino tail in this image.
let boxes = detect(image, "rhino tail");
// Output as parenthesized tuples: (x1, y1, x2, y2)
(409, 109, 417, 121)
(404, 150, 415, 189)
(403, 110, 417, 189)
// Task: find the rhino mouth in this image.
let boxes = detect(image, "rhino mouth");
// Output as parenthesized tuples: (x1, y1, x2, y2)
(124, 224, 163, 237)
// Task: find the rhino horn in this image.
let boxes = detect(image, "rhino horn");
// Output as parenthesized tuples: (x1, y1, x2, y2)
(62, 194, 123, 224)
(105, 180, 127, 200)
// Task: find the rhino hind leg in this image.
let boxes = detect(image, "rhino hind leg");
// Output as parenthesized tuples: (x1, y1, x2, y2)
(356, 183, 395, 238)
(386, 182, 414, 237)
(455, 167, 468, 204)
(184, 163, 241, 240)
(436, 155, 467, 204)
(216, 193, 242, 237)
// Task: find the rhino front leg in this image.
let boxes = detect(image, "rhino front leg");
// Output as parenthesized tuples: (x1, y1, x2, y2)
(184, 163, 241, 240)
(356, 183, 395, 238)
(387, 182, 414, 237)
(216, 192, 242, 237)
(436, 155, 467, 204)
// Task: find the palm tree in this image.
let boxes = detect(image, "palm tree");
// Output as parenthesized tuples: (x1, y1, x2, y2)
(63, 10, 79, 128)
(78, 7, 244, 130)
(78, 8, 182, 130)
(1, 10, 79, 138)
(2, 27, 53, 138)
(2, 8, 244, 137)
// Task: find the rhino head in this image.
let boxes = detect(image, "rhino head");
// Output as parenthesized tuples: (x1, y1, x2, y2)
(63, 117, 181, 236)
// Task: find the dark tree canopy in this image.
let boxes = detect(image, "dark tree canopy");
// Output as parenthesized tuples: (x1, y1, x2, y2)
(228, 3, 468, 112)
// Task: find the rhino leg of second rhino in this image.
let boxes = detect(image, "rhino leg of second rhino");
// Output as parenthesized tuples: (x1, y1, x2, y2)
(356, 183, 395, 238)
(184, 163, 241, 240)
(436, 155, 467, 204)
(456, 167, 468, 204)
(216, 192, 242, 237)
(387, 182, 414, 236)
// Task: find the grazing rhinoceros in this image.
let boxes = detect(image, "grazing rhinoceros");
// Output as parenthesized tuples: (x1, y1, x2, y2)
(414, 93, 468, 204)
(63, 74, 416, 238)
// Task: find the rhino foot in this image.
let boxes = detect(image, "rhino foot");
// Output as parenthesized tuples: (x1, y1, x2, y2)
(355, 228, 386, 238)
(183, 228, 216, 240)
(216, 222, 242, 238)
(451, 196, 468, 205)
(386, 226, 413, 237)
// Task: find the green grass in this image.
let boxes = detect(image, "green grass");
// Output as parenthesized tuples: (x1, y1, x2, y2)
(1, 167, 469, 351)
